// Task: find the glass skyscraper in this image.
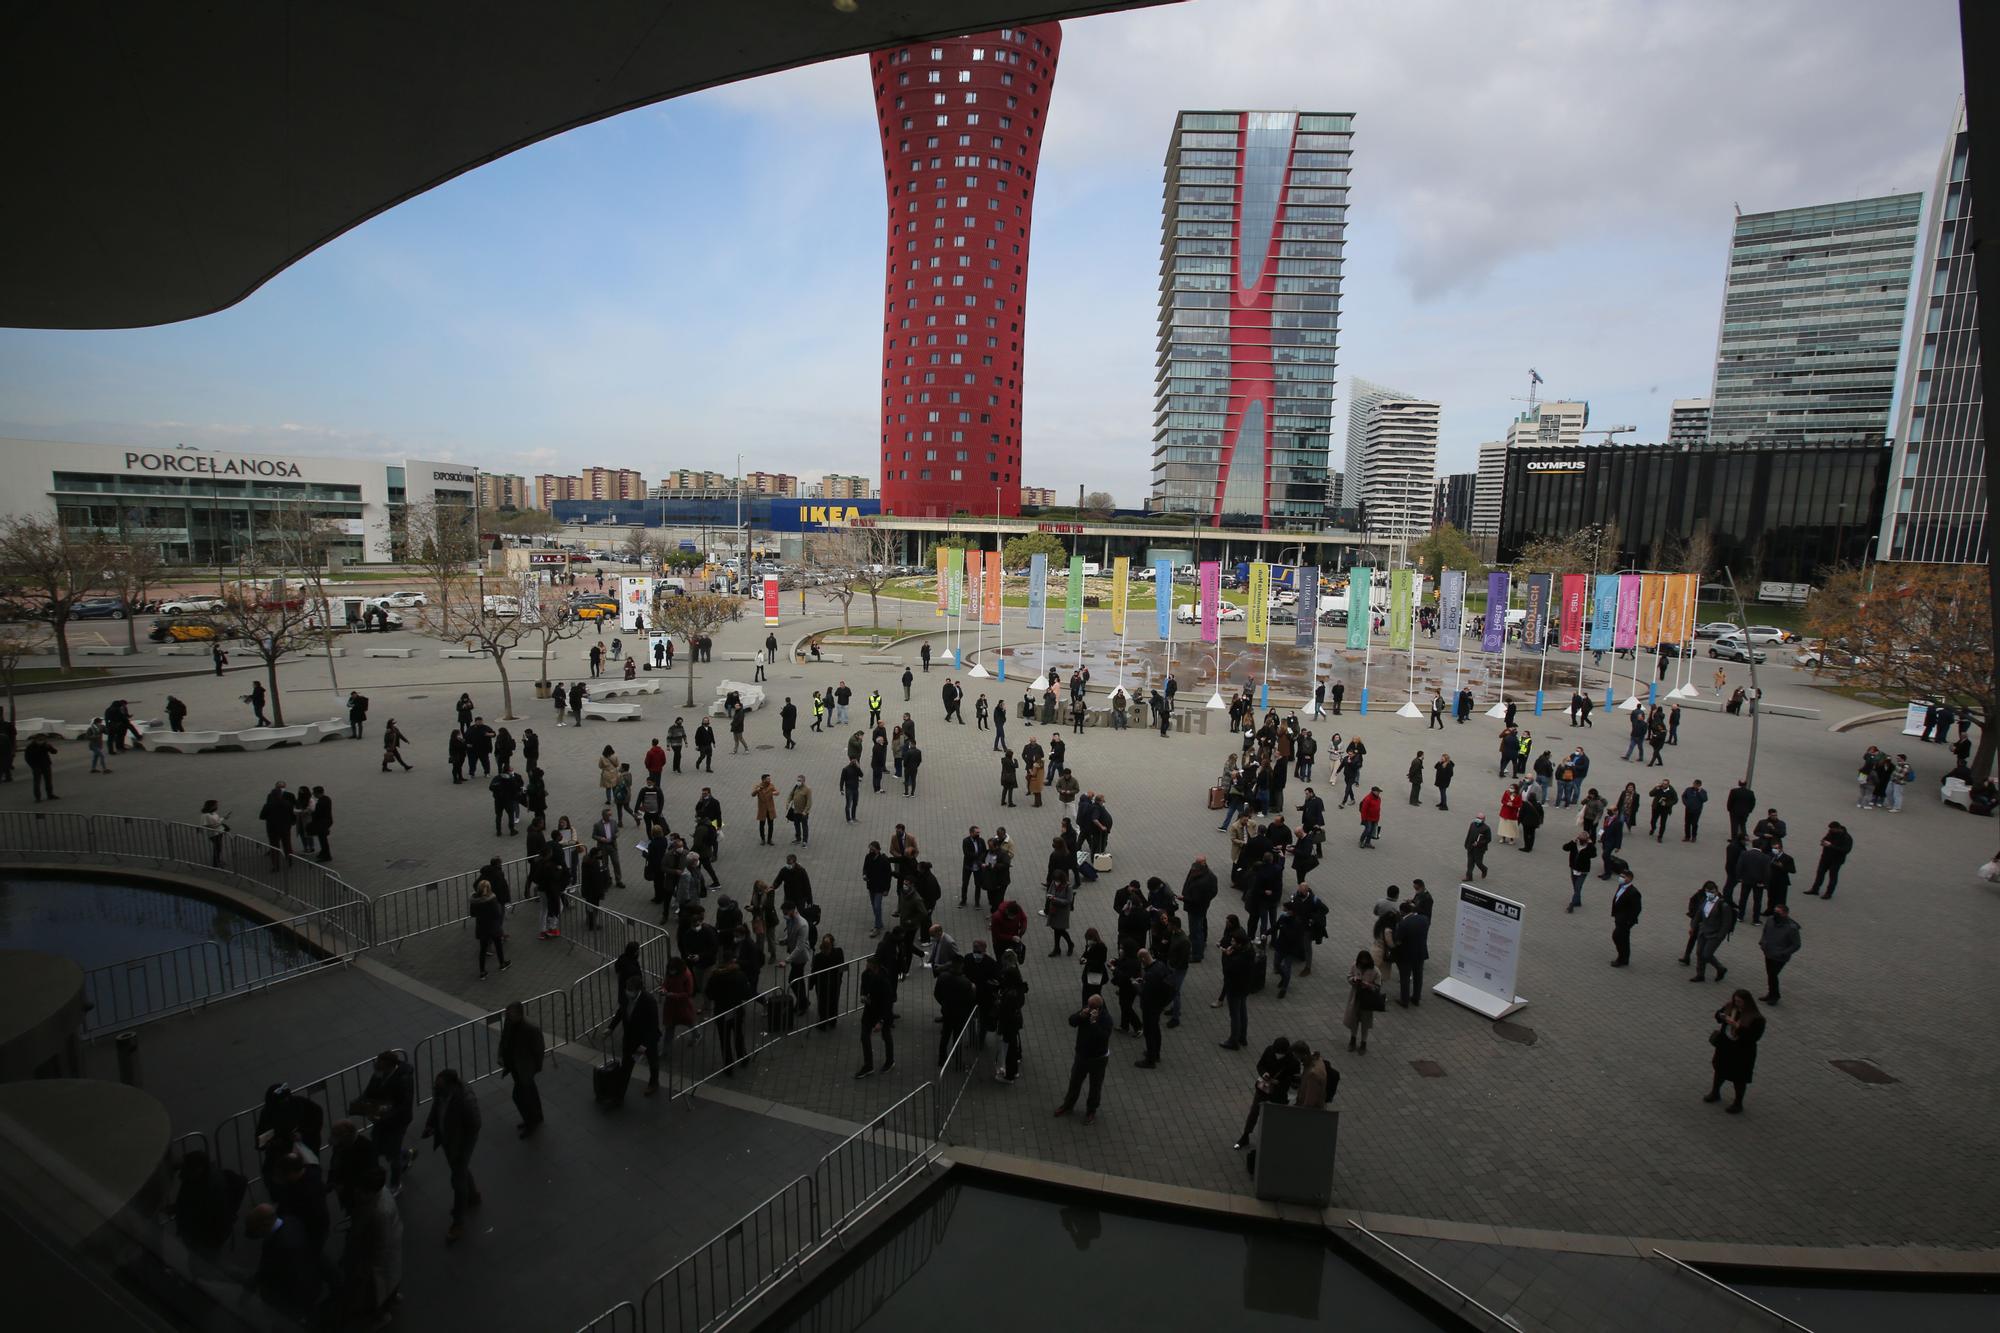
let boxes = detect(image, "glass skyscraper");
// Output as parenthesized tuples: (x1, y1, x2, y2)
(1707, 194, 1922, 445)
(1150, 110, 1352, 529)
(1881, 102, 1987, 564)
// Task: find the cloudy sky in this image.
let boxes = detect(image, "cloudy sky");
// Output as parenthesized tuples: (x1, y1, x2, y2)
(0, 0, 1966, 502)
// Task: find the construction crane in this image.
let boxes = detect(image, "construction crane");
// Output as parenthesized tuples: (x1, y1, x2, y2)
(1580, 425, 1637, 443)
(1508, 368, 1548, 411)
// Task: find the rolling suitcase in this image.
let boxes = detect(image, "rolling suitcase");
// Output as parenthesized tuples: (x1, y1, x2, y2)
(1092, 852, 1114, 873)
(1208, 786, 1227, 810)
(1247, 942, 1268, 995)
(593, 1037, 627, 1107)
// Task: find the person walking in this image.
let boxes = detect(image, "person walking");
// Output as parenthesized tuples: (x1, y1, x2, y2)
(1608, 869, 1642, 965)
(1343, 949, 1382, 1054)
(606, 973, 662, 1098)
(420, 1068, 482, 1243)
(497, 1001, 544, 1136)
(470, 879, 508, 978)
(1462, 814, 1492, 879)
(1689, 881, 1736, 982)
(1804, 821, 1853, 899)
(1757, 903, 1801, 1004)
(749, 774, 778, 845)
(787, 775, 813, 845)
(380, 719, 412, 772)
(1053, 994, 1113, 1124)
(854, 954, 897, 1078)
(1357, 786, 1382, 849)
(1393, 901, 1430, 1007)
(245, 679, 269, 726)
(1703, 990, 1766, 1114)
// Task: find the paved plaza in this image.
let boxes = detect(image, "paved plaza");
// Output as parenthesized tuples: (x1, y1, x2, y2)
(9, 593, 2000, 1269)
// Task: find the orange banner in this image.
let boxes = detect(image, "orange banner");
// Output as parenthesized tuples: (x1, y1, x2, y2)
(1659, 572, 1693, 645)
(983, 551, 1002, 625)
(934, 546, 948, 618)
(1638, 573, 1666, 647)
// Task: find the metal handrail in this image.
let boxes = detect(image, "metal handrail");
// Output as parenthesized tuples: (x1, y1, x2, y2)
(636, 1174, 820, 1333)
(812, 1084, 936, 1241)
(932, 1010, 980, 1139)
(573, 1302, 639, 1333)
(1345, 1221, 1525, 1332)
(1649, 1248, 1815, 1331)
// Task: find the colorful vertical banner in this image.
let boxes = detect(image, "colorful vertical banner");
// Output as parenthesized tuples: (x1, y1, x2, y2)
(1154, 559, 1173, 640)
(1388, 570, 1414, 650)
(1559, 574, 1586, 652)
(983, 551, 1002, 625)
(1246, 562, 1271, 646)
(1110, 557, 1129, 636)
(1064, 556, 1084, 633)
(1026, 552, 1048, 630)
(1346, 568, 1372, 650)
(762, 576, 780, 626)
(1614, 573, 1641, 649)
(934, 547, 949, 618)
(1438, 569, 1466, 651)
(1483, 572, 1510, 653)
(1638, 573, 1666, 648)
(1523, 573, 1550, 650)
(519, 571, 542, 625)
(1659, 572, 1691, 646)
(1295, 566, 1319, 649)
(966, 552, 979, 624)
(945, 547, 965, 617)
(1199, 561, 1221, 644)
(1590, 574, 1619, 650)
(619, 576, 654, 632)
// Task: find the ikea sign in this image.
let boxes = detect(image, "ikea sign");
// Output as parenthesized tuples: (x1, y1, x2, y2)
(772, 498, 883, 532)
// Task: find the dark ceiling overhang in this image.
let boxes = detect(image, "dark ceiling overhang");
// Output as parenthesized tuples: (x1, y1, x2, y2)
(0, 1, 1167, 329)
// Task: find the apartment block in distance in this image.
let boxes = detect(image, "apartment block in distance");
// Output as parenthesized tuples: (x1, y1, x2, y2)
(535, 473, 581, 510)
(1882, 101, 1987, 563)
(656, 469, 733, 495)
(1469, 441, 1507, 536)
(1151, 110, 1353, 528)
(871, 24, 1062, 518)
(1668, 398, 1712, 445)
(478, 472, 532, 511)
(744, 472, 799, 497)
(1355, 397, 1439, 541)
(581, 467, 647, 501)
(815, 474, 875, 500)
(1020, 486, 1057, 507)
(1708, 194, 1921, 444)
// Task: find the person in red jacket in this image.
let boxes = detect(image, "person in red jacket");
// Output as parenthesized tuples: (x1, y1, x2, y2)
(1498, 787, 1524, 844)
(644, 739, 667, 783)
(990, 898, 1029, 963)
(1358, 786, 1383, 849)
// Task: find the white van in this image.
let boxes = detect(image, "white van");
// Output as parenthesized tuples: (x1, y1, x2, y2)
(1082, 561, 1102, 577)
(482, 594, 521, 618)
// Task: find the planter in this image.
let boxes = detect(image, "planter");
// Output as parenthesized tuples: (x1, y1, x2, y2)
(535, 681, 553, 699)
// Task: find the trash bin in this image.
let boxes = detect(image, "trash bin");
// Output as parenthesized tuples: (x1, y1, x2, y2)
(535, 681, 553, 699)
(1253, 1104, 1337, 1204)
(114, 1031, 141, 1087)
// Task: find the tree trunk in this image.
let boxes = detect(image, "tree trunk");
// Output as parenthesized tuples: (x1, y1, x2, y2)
(125, 610, 138, 653)
(1976, 715, 1997, 784)
(491, 651, 517, 720)
(52, 617, 72, 670)
(839, 597, 852, 636)
(266, 658, 285, 726)
(869, 589, 881, 634)
(685, 650, 697, 708)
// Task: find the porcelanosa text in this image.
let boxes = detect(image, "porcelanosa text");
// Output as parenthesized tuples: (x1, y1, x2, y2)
(123, 451, 304, 478)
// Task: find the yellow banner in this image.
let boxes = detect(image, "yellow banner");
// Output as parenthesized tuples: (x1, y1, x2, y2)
(1638, 573, 1666, 647)
(1111, 557, 1129, 636)
(1659, 572, 1693, 645)
(1246, 562, 1270, 646)
(934, 547, 948, 617)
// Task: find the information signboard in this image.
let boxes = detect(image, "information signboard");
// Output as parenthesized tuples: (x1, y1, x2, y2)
(1434, 883, 1527, 1019)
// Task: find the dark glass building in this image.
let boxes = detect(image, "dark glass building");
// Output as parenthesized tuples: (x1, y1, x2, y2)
(1497, 441, 1890, 582)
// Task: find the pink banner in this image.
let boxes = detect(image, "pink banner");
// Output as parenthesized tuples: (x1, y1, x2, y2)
(1559, 574, 1586, 653)
(1199, 561, 1220, 644)
(762, 576, 779, 626)
(1614, 573, 1642, 649)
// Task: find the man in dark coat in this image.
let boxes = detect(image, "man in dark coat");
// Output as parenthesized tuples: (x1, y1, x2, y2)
(1724, 780, 1757, 840)
(1609, 869, 1642, 966)
(420, 1069, 482, 1242)
(1135, 949, 1174, 1068)
(1805, 821, 1854, 899)
(1462, 814, 1492, 879)
(1393, 902, 1431, 1006)
(606, 975, 662, 1097)
(1054, 995, 1113, 1123)
(1180, 856, 1218, 962)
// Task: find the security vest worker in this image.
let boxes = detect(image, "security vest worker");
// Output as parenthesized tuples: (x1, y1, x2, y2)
(868, 691, 884, 725)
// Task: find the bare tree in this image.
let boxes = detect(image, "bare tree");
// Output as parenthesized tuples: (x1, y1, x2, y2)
(403, 499, 532, 719)
(0, 512, 106, 669)
(202, 508, 341, 727)
(0, 627, 32, 723)
(620, 526, 650, 564)
(1082, 490, 1116, 517)
(103, 537, 167, 653)
(653, 593, 744, 706)
(522, 582, 588, 686)
(809, 526, 903, 638)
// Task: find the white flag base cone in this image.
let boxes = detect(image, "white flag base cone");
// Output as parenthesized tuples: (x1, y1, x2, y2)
(1485, 702, 1508, 718)
(967, 663, 989, 678)
(1029, 674, 1048, 692)
(1396, 701, 1424, 718)
(1619, 694, 1643, 710)
(1206, 692, 1227, 709)
(1668, 682, 1700, 699)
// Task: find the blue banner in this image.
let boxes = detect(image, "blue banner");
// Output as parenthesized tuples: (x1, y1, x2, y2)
(1027, 553, 1048, 631)
(1295, 566, 1319, 649)
(1590, 574, 1619, 651)
(1439, 569, 1465, 651)
(1155, 558, 1173, 640)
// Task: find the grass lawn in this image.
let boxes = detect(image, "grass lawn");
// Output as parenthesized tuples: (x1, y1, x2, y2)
(13, 667, 112, 683)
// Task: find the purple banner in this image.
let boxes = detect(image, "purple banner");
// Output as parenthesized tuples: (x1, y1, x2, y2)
(1614, 573, 1642, 649)
(1483, 572, 1510, 653)
(1199, 561, 1220, 644)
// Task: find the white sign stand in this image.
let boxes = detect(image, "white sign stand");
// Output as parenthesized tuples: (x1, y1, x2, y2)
(1433, 882, 1527, 1020)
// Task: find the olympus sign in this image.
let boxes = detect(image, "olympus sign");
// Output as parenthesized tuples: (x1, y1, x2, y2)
(124, 451, 303, 478)
(1525, 459, 1587, 473)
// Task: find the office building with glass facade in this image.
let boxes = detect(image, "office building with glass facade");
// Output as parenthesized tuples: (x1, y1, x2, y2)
(0, 438, 478, 565)
(1708, 194, 1922, 445)
(1151, 109, 1353, 529)
(871, 24, 1061, 519)
(1881, 103, 1987, 564)
(1496, 440, 1889, 583)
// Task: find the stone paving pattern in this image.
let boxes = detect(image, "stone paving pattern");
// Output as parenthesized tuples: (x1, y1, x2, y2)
(9, 593, 2000, 1257)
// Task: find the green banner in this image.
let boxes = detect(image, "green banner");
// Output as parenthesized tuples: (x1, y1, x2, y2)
(1346, 568, 1371, 650)
(1388, 569, 1413, 650)
(1064, 556, 1084, 633)
(946, 547, 964, 617)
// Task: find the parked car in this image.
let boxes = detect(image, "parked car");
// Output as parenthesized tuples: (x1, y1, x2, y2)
(1693, 622, 1741, 639)
(1270, 607, 1298, 625)
(567, 597, 619, 621)
(370, 590, 428, 608)
(1318, 606, 1349, 626)
(1707, 635, 1767, 664)
(1175, 602, 1246, 624)
(72, 596, 133, 620)
(1740, 625, 1793, 645)
(1274, 589, 1298, 606)
(148, 617, 225, 643)
(156, 595, 226, 615)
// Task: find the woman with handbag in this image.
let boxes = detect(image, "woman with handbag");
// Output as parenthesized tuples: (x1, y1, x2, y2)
(1078, 928, 1108, 1007)
(1343, 949, 1383, 1054)
(1703, 990, 1766, 1114)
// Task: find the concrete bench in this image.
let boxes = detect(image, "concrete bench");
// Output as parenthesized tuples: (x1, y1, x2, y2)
(506, 649, 549, 662)
(1942, 777, 1971, 808)
(145, 730, 226, 753)
(861, 656, 900, 666)
(439, 647, 484, 659)
(596, 678, 662, 698)
(1755, 702, 1821, 720)
(581, 701, 642, 722)
(800, 653, 844, 664)
(364, 646, 416, 658)
(721, 651, 759, 662)
(229, 725, 313, 749)
(308, 719, 350, 741)
(154, 644, 214, 656)
(13, 717, 65, 737)
(77, 644, 136, 656)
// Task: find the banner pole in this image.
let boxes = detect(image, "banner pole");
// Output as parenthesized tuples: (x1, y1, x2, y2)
(996, 556, 1006, 683)
(1487, 577, 1511, 719)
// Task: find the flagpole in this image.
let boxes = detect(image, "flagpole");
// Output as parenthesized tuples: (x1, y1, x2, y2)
(1487, 577, 1511, 719)
(1535, 588, 1551, 716)
(996, 557, 1006, 683)
(969, 553, 988, 678)
(1398, 573, 1423, 718)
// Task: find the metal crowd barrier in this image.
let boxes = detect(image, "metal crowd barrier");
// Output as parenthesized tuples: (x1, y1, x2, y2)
(636, 1176, 821, 1333)
(666, 954, 868, 1101)
(371, 855, 532, 949)
(930, 1011, 982, 1141)
(812, 1084, 937, 1240)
